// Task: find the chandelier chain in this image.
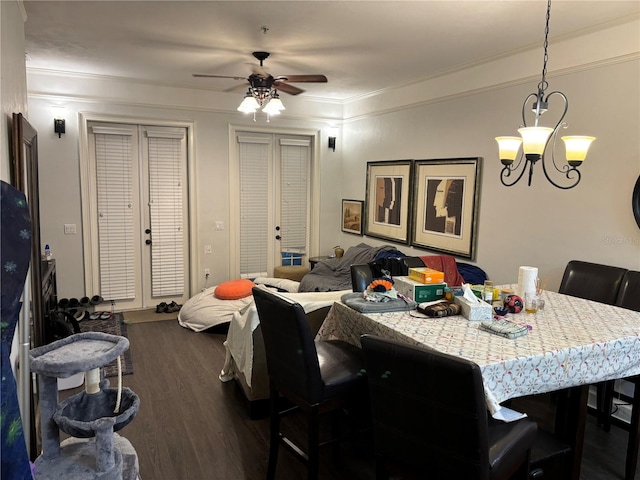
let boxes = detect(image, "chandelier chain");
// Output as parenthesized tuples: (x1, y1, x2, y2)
(538, 0, 552, 94)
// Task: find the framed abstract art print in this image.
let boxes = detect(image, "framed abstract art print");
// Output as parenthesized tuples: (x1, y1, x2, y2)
(364, 160, 413, 245)
(410, 157, 482, 259)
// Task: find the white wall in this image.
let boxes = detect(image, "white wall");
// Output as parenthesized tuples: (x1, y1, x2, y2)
(1, 0, 28, 182)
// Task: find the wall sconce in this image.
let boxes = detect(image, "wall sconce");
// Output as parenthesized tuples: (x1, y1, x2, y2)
(328, 136, 336, 152)
(52, 107, 66, 138)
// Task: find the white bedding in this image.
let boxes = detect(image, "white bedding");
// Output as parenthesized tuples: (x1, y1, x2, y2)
(219, 286, 349, 387)
(177, 277, 301, 332)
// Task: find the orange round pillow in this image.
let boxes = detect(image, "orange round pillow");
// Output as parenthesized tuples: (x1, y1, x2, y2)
(214, 279, 255, 300)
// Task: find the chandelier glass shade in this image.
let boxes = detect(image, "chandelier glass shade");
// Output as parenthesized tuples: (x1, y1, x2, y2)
(496, 0, 595, 190)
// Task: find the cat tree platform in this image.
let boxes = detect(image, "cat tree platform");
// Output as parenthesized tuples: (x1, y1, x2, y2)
(30, 332, 140, 480)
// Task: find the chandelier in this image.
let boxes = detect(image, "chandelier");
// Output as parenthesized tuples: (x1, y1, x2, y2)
(237, 75, 285, 121)
(495, 0, 595, 189)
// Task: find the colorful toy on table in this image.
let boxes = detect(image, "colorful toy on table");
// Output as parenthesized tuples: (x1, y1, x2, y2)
(503, 294, 524, 313)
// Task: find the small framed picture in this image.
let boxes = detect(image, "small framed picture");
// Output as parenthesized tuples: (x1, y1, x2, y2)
(364, 160, 413, 244)
(411, 157, 482, 259)
(341, 199, 364, 235)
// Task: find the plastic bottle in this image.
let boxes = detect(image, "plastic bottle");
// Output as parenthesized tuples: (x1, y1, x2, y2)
(44, 244, 52, 260)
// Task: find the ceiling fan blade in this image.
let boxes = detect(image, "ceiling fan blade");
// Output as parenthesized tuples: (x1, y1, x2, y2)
(273, 81, 304, 95)
(275, 74, 327, 83)
(224, 83, 250, 93)
(192, 74, 246, 80)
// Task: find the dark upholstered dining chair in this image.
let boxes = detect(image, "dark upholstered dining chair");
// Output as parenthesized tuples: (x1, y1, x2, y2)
(600, 270, 640, 480)
(361, 334, 537, 480)
(558, 260, 629, 428)
(252, 286, 367, 480)
(350, 263, 374, 292)
(558, 259, 627, 305)
(616, 270, 640, 311)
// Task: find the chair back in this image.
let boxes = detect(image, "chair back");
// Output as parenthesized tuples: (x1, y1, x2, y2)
(361, 334, 491, 479)
(350, 263, 374, 292)
(558, 260, 627, 305)
(252, 286, 324, 403)
(615, 270, 640, 312)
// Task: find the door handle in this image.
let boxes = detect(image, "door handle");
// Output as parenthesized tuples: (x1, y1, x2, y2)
(145, 228, 151, 234)
(275, 235, 281, 240)
(145, 239, 152, 245)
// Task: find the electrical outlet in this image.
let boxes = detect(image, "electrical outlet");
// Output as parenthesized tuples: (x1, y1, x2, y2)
(204, 268, 211, 277)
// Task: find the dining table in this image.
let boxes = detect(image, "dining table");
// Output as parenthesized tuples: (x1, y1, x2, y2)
(315, 286, 640, 479)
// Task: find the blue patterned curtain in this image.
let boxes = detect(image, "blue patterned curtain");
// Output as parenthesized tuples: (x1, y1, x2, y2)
(1, 180, 35, 479)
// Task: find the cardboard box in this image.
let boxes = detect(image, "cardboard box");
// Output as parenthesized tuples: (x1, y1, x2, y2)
(454, 295, 493, 321)
(408, 267, 445, 284)
(394, 276, 446, 302)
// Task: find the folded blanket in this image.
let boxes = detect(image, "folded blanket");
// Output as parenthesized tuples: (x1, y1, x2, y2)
(419, 255, 466, 286)
(299, 243, 402, 292)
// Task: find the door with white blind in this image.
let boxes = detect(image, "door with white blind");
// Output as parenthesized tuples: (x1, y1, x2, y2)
(236, 133, 311, 278)
(86, 122, 189, 310)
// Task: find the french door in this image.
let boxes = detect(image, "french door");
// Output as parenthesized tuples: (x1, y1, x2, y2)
(85, 122, 189, 310)
(234, 132, 312, 278)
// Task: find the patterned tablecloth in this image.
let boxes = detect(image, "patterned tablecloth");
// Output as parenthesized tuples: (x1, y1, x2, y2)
(316, 288, 640, 414)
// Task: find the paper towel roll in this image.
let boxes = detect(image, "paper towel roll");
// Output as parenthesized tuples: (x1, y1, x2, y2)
(517, 266, 538, 298)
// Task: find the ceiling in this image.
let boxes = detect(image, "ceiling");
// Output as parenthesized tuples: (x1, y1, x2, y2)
(23, 1, 640, 102)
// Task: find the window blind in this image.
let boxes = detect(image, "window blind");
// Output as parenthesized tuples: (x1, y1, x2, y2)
(92, 126, 136, 300)
(279, 139, 309, 258)
(238, 136, 270, 277)
(146, 128, 185, 297)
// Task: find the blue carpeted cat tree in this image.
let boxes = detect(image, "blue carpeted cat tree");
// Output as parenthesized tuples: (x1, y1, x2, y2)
(30, 333, 140, 480)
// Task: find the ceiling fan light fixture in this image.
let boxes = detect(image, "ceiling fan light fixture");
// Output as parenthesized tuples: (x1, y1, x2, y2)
(196, 51, 325, 121)
(238, 93, 260, 113)
(262, 101, 282, 116)
(262, 94, 285, 115)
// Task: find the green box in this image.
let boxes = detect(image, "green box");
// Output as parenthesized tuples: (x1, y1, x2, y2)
(394, 276, 446, 302)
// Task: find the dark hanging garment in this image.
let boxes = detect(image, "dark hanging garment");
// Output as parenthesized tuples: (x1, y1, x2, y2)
(1, 180, 34, 480)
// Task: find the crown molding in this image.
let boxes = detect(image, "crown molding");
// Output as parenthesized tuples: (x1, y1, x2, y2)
(341, 53, 639, 123)
(26, 91, 340, 125)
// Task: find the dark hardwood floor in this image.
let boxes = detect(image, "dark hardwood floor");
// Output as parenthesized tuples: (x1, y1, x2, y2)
(99, 319, 636, 480)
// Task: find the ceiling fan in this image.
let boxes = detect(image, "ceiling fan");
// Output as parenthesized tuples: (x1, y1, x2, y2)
(192, 51, 328, 99)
